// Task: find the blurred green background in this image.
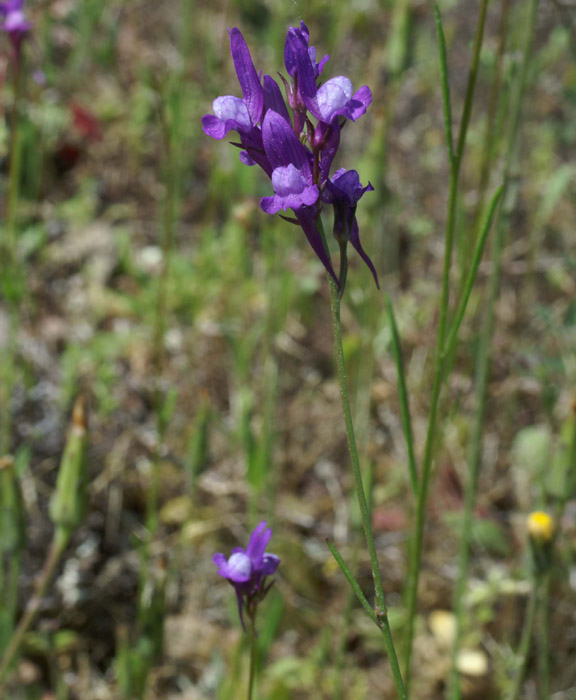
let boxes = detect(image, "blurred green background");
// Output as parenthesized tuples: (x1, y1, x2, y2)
(0, 0, 575, 697)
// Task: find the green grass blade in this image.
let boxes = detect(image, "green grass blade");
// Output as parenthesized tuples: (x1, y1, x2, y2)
(386, 295, 418, 495)
(326, 540, 378, 626)
(434, 2, 455, 165)
(442, 184, 504, 360)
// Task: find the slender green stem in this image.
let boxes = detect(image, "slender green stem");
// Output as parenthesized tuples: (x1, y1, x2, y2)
(537, 572, 551, 699)
(327, 275, 406, 698)
(506, 580, 538, 700)
(327, 540, 379, 626)
(402, 3, 490, 688)
(0, 530, 68, 689)
(0, 51, 24, 457)
(247, 615, 256, 700)
(442, 185, 504, 360)
(386, 296, 418, 495)
(448, 2, 540, 697)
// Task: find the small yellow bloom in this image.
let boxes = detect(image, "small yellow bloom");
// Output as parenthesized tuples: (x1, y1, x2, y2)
(526, 511, 555, 543)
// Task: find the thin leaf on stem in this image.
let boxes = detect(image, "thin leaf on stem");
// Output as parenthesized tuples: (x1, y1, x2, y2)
(434, 3, 454, 165)
(327, 539, 379, 626)
(442, 184, 504, 361)
(386, 296, 418, 495)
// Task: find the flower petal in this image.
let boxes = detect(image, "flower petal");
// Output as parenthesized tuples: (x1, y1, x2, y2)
(260, 554, 280, 576)
(229, 28, 263, 125)
(315, 77, 353, 123)
(295, 209, 339, 288)
(262, 110, 311, 174)
(263, 75, 291, 125)
(246, 522, 271, 567)
(216, 551, 253, 582)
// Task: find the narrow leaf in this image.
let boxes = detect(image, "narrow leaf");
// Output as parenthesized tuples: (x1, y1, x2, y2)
(326, 539, 379, 626)
(443, 185, 504, 358)
(386, 296, 418, 495)
(434, 3, 455, 164)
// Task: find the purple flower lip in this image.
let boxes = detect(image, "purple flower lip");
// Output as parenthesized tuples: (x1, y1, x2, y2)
(261, 163, 319, 214)
(213, 521, 280, 629)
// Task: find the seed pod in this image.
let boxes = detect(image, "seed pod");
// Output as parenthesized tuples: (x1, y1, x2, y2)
(49, 396, 88, 538)
(0, 455, 24, 554)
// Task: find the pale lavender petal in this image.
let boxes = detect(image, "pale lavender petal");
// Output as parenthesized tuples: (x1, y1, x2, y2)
(271, 163, 309, 196)
(315, 77, 353, 123)
(219, 552, 253, 582)
(260, 185, 318, 214)
(229, 28, 263, 125)
(213, 95, 252, 130)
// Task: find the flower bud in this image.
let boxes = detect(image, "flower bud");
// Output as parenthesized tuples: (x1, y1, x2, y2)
(526, 510, 555, 574)
(526, 511, 554, 544)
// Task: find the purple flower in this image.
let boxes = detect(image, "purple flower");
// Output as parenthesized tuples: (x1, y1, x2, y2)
(0, 0, 31, 47)
(213, 521, 280, 629)
(201, 22, 379, 293)
(202, 29, 263, 137)
(323, 169, 379, 288)
(285, 26, 371, 125)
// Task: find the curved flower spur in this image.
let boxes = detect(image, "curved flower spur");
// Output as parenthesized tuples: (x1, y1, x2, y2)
(202, 22, 379, 293)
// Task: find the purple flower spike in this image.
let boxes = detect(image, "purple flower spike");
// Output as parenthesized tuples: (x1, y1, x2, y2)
(201, 20, 378, 292)
(213, 521, 280, 630)
(323, 169, 379, 288)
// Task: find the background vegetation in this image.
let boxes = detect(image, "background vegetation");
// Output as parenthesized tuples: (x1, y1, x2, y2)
(1, 0, 575, 697)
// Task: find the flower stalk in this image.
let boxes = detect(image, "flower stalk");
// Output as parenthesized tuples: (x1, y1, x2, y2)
(326, 268, 406, 698)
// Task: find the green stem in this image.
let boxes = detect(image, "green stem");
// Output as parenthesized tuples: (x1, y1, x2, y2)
(0, 51, 24, 457)
(448, 1, 540, 697)
(402, 2, 490, 688)
(327, 275, 406, 698)
(506, 579, 538, 700)
(247, 615, 256, 700)
(0, 530, 68, 688)
(537, 572, 550, 699)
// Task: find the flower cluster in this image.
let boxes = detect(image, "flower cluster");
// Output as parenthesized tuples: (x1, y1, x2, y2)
(202, 22, 379, 291)
(0, 0, 31, 51)
(213, 521, 279, 630)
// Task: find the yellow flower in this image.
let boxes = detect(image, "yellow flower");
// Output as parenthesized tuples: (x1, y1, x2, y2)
(526, 511, 555, 543)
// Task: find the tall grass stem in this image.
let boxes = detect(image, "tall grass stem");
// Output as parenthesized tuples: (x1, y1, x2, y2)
(402, 2, 490, 687)
(326, 270, 406, 698)
(448, 1, 540, 696)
